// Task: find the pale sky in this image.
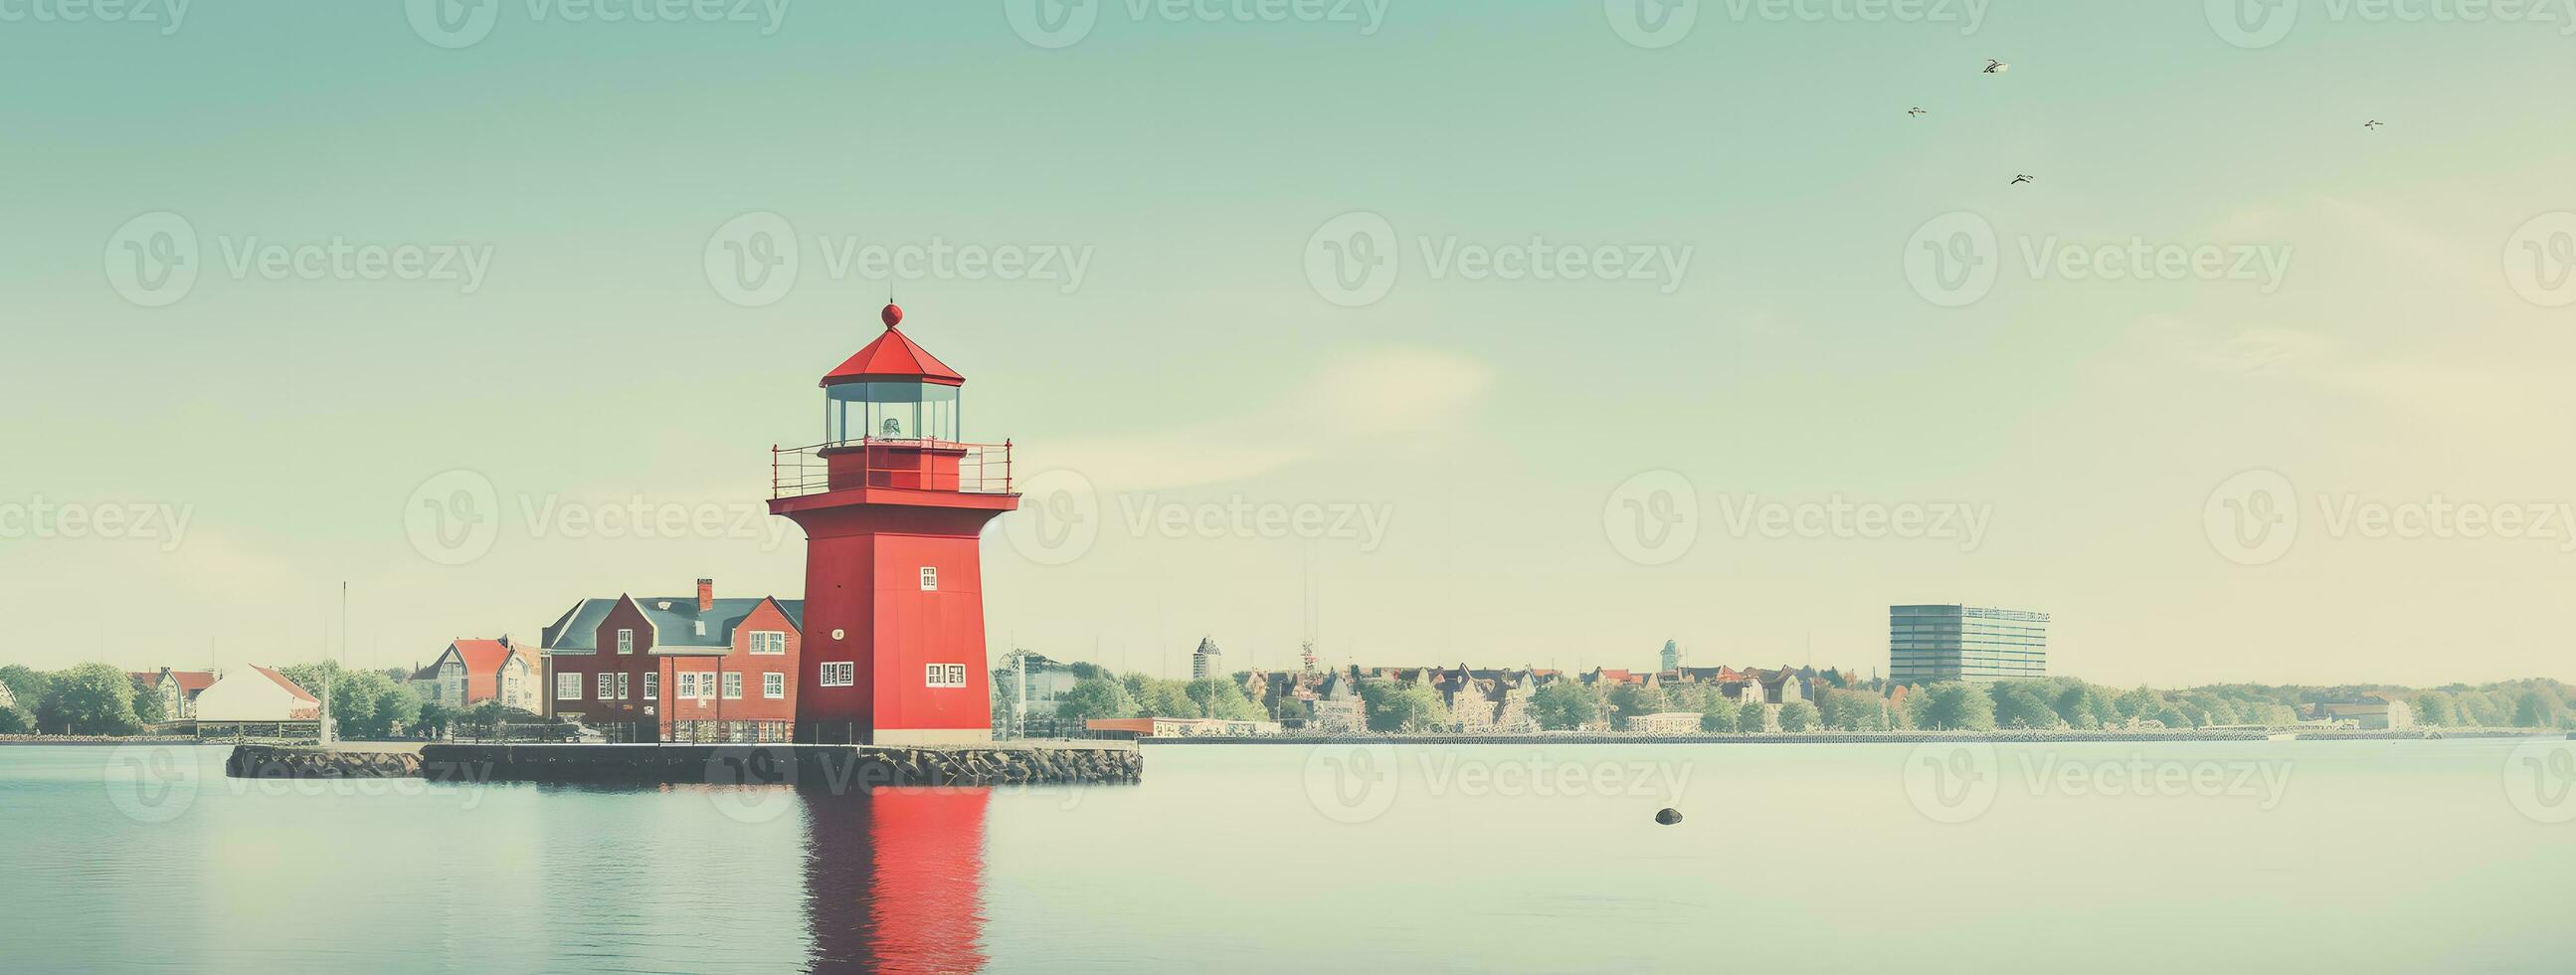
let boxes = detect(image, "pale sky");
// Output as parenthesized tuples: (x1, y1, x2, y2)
(5, 3, 2574, 686)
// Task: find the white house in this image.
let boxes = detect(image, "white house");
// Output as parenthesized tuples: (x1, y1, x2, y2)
(193, 666, 321, 723)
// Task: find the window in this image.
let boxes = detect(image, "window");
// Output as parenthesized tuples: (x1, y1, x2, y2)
(643, 672, 658, 700)
(750, 631, 787, 655)
(616, 673, 631, 700)
(617, 629, 635, 654)
(723, 673, 743, 699)
(558, 674, 583, 700)
(693, 621, 706, 637)
(820, 662, 854, 687)
(597, 674, 614, 699)
(925, 664, 969, 688)
(764, 673, 785, 698)
(919, 566, 938, 591)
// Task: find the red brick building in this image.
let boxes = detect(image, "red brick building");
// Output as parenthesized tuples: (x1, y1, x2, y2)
(539, 579, 803, 742)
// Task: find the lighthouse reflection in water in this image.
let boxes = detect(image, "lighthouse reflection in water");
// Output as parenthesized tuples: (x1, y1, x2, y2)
(798, 787, 992, 974)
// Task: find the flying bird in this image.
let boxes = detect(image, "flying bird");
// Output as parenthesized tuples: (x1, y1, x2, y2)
(2010, 174, 2034, 185)
(2363, 119, 2384, 130)
(1983, 60, 2008, 74)
(1908, 106, 1927, 116)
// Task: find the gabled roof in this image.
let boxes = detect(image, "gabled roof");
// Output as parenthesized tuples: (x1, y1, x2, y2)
(822, 324, 963, 387)
(542, 594, 806, 655)
(250, 666, 320, 706)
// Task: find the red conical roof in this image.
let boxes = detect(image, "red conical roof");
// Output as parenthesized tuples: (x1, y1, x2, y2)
(822, 305, 964, 387)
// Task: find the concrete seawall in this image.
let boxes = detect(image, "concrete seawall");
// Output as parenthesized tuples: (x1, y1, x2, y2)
(227, 741, 1141, 787)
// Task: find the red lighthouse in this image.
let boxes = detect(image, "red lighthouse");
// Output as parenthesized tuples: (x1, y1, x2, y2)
(770, 303, 1018, 745)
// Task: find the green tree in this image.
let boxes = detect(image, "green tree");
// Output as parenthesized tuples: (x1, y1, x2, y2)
(0, 665, 55, 715)
(1699, 701, 1739, 733)
(1738, 700, 1770, 733)
(35, 663, 142, 736)
(129, 677, 169, 725)
(1185, 679, 1265, 721)
(0, 705, 34, 735)
(1915, 682, 1996, 731)
(1605, 683, 1668, 722)
(416, 700, 455, 738)
(1990, 682, 2060, 729)
(2512, 687, 2567, 728)
(1530, 682, 1596, 730)
(2412, 691, 2458, 727)
(2114, 685, 2159, 721)
(1054, 677, 1136, 723)
(1776, 699, 1818, 732)
(1360, 680, 1449, 732)
(1121, 674, 1196, 717)
(1817, 688, 1890, 730)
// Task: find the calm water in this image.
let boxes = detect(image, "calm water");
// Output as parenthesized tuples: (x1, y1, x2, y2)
(4, 738, 2571, 973)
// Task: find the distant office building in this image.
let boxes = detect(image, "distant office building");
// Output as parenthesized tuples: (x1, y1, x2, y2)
(1658, 640, 1681, 673)
(1191, 637, 1223, 681)
(1889, 605, 2048, 683)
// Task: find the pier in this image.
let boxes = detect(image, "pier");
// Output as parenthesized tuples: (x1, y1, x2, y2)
(225, 740, 1141, 787)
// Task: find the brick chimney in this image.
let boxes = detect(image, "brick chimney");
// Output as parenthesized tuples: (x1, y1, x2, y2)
(697, 578, 715, 612)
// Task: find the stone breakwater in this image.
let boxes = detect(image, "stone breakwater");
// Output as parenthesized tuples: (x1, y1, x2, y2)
(227, 745, 425, 778)
(221, 742, 1142, 788)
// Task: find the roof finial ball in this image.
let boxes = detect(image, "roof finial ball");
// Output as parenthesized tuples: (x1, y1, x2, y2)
(880, 302, 904, 330)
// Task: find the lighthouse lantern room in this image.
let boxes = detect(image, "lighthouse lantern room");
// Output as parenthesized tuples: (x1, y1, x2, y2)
(771, 303, 1019, 745)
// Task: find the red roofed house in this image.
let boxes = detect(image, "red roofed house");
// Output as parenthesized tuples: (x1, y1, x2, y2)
(129, 668, 218, 719)
(541, 579, 804, 743)
(409, 637, 542, 714)
(194, 666, 322, 723)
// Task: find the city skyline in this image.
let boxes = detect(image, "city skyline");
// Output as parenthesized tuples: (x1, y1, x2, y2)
(8, 5, 2576, 688)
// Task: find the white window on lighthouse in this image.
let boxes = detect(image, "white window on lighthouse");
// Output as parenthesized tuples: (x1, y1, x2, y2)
(919, 566, 938, 591)
(826, 382, 961, 446)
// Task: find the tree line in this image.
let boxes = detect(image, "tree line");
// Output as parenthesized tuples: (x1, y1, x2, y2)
(0, 662, 516, 738)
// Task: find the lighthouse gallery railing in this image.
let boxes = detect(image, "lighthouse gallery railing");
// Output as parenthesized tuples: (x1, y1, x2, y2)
(771, 439, 1013, 499)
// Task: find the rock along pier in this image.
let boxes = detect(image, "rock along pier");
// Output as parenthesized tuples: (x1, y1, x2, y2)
(227, 741, 1141, 788)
